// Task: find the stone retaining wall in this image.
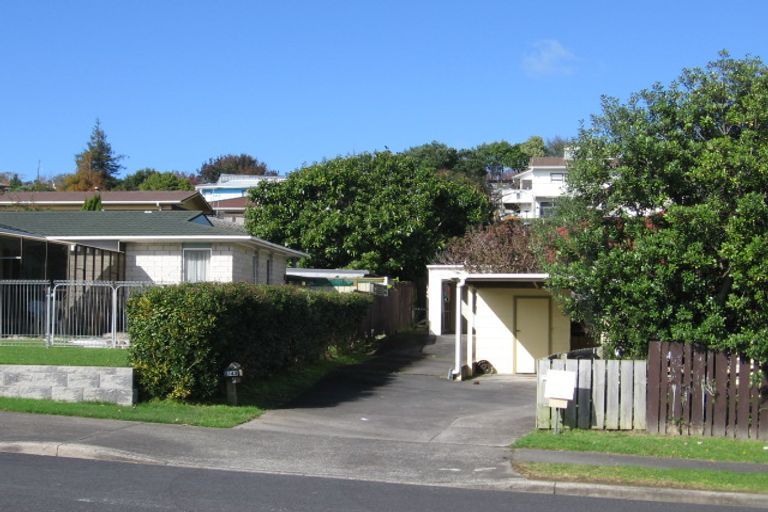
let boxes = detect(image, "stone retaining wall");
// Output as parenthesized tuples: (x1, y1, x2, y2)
(0, 365, 134, 406)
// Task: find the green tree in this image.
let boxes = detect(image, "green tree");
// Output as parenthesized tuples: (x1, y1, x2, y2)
(246, 152, 491, 281)
(540, 52, 768, 360)
(454, 141, 530, 181)
(402, 141, 459, 172)
(197, 154, 275, 183)
(81, 194, 102, 211)
(138, 171, 193, 191)
(117, 168, 159, 190)
(66, 120, 124, 190)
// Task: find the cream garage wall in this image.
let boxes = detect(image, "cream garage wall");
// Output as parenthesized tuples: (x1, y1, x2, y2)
(125, 242, 235, 283)
(472, 287, 570, 374)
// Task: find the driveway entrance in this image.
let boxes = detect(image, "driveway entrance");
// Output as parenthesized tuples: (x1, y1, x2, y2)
(238, 334, 536, 447)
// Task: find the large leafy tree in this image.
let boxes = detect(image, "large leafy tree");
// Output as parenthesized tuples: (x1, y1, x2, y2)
(65, 120, 124, 190)
(246, 152, 491, 281)
(197, 154, 275, 183)
(541, 52, 768, 360)
(117, 168, 193, 191)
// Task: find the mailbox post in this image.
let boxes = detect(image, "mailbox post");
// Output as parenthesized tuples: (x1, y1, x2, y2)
(223, 362, 243, 406)
(543, 369, 576, 434)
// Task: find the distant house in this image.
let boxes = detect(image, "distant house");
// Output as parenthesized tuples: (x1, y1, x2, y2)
(0, 211, 306, 284)
(0, 191, 213, 214)
(499, 157, 569, 219)
(195, 174, 285, 203)
(207, 196, 251, 225)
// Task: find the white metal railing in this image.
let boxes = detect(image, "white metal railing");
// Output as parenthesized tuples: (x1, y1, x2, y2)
(0, 280, 157, 348)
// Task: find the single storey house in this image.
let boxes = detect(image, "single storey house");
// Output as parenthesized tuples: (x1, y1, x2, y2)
(0, 211, 307, 284)
(427, 264, 571, 377)
(0, 191, 213, 214)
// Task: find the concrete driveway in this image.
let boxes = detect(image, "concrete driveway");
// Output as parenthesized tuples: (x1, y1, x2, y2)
(238, 334, 537, 447)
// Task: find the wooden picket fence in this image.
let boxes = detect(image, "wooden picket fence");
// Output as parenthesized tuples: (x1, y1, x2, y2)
(647, 341, 768, 438)
(537, 358, 647, 430)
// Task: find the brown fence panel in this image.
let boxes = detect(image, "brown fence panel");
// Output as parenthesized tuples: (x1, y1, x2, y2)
(646, 341, 662, 434)
(358, 282, 415, 338)
(737, 355, 751, 439)
(704, 349, 716, 436)
(689, 345, 706, 435)
(712, 351, 730, 437)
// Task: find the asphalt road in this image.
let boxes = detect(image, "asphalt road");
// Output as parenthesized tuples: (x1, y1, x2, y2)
(3, 453, 762, 512)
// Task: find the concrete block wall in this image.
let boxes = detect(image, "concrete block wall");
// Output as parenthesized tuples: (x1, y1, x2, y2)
(0, 365, 134, 405)
(125, 243, 184, 283)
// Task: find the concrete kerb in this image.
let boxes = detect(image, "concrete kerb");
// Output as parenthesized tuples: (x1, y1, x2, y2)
(0, 441, 766, 508)
(0, 442, 162, 465)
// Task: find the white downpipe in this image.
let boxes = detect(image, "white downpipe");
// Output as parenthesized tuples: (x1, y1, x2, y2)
(453, 278, 466, 379)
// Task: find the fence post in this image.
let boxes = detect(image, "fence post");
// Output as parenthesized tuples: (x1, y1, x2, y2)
(111, 284, 118, 348)
(45, 284, 52, 348)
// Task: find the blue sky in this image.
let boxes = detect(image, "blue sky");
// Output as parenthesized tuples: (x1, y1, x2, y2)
(1, 1, 766, 180)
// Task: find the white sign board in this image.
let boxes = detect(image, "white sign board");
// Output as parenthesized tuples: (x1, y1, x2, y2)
(544, 369, 577, 402)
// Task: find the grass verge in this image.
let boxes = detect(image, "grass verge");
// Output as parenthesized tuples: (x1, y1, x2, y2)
(514, 430, 768, 465)
(0, 349, 372, 428)
(515, 462, 768, 495)
(0, 346, 130, 367)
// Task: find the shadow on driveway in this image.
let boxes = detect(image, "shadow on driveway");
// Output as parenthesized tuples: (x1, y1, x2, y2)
(238, 332, 537, 447)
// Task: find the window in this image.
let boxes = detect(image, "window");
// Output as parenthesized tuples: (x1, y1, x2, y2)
(521, 180, 533, 190)
(550, 173, 565, 182)
(183, 249, 210, 282)
(266, 255, 273, 284)
(539, 201, 555, 218)
(252, 253, 260, 283)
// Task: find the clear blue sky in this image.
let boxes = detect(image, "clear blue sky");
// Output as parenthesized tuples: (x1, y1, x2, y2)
(1, 1, 766, 181)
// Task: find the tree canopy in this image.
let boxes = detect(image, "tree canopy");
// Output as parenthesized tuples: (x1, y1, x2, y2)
(197, 154, 275, 184)
(65, 120, 124, 190)
(245, 152, 491, 281)
(117, 168, 193, 191)
(436, 221, 538, 273)
(540, 52, 768, 360)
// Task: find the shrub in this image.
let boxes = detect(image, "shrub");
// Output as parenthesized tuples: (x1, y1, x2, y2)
(127, 283, 372, 401)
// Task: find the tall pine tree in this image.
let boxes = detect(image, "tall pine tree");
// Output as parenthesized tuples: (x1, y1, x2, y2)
(65, 120, 124, 190)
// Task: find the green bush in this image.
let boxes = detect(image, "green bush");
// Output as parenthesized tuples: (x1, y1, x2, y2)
(127, 283, 372, 401)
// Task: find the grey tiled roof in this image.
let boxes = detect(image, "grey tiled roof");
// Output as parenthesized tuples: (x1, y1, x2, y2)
(0, 211, 240, 238)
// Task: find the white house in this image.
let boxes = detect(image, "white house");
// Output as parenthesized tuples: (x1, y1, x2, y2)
(0, 211, 307, 285)
(499, 157, 569, 219)
(427, 264, 571, 377)
(195, 174, 286, 203)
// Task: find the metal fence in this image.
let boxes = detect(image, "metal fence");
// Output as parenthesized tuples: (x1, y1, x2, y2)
(0, 280, 157, 348)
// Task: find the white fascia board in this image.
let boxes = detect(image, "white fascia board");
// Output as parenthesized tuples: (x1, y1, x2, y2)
(48, 235, 308, 258)
(426, 264, 463, 270)
(464, 273, 549, 282)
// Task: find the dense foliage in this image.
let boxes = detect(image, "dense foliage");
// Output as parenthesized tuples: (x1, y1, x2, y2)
(245, 152, 492, 281)
(197, 153, 275, 183)
(128, 283, 372, 401)
(540, 53, 768, 360)
(436, 221, 539, 273)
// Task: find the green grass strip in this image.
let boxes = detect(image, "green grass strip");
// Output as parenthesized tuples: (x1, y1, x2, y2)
(514, 430, 768, 465)
(516, 462, 768, 494)
(0, 346, 130, 367)
(0, 350, 370, 428)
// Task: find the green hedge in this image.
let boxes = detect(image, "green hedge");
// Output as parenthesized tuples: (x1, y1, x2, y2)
(127, 283, 372, 401)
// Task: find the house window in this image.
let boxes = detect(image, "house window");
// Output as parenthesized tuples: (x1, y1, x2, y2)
(550, 173, 565, 182)
(539, 201, 555, 218)
(521, 180, 532, 190)
(266, 255, 273, 284)
(252, 254, 260, 283)
(183, 249, 211, 283)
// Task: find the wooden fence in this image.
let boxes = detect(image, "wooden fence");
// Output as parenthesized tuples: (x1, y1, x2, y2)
(537, 358, 647, 430)
(359, 281, 415, 337)
(647, 341, 768, 439)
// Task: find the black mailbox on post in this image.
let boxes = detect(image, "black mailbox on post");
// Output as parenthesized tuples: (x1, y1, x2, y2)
(223, 362, 243, 405)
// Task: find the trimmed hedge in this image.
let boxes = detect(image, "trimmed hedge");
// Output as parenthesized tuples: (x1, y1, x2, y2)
(127, 283, 372, 401)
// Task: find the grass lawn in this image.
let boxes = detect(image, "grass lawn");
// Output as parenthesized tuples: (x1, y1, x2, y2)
(515, 462, 768, 495)
(0, 346, 130, 367)
(0, 346, 372, 428)
(514, 430, 768, 465)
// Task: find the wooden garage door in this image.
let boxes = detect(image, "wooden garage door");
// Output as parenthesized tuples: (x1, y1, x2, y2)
(515, 297, 550, 373)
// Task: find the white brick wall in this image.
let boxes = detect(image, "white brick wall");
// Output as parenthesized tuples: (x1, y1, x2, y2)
(124, 242, 289, 284)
